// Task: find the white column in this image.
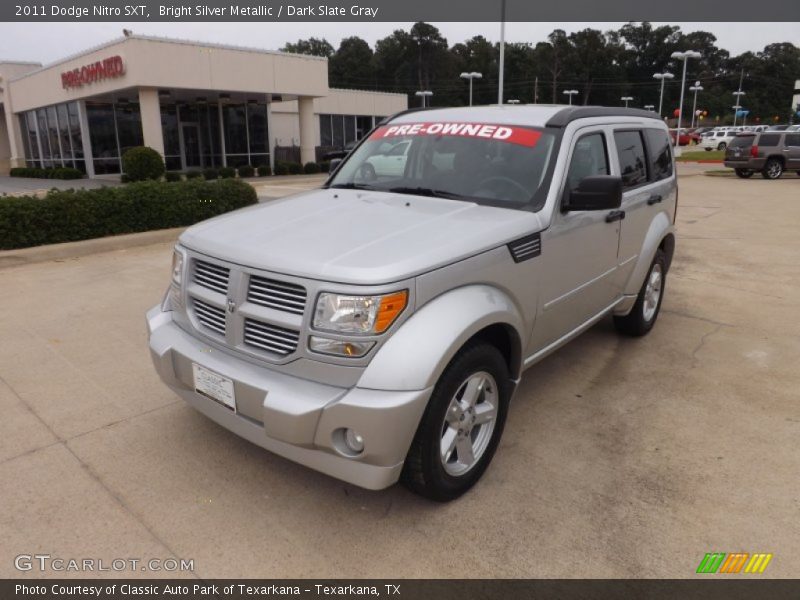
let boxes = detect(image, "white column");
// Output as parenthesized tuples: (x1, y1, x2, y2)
(3, 87, 27, 170)
(138, 88, 164, 157)
(77, 101, 95, 178)
(297, 96, 315, 165)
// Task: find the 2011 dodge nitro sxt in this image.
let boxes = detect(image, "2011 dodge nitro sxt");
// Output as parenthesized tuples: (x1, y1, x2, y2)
(148, 105, 677, 501)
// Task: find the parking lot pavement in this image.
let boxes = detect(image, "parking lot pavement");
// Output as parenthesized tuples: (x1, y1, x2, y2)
(0, 174, 798, 579)
(249, 173, 328, 201)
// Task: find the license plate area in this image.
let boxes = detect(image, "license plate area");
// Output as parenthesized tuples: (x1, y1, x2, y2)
(192, 363, 236, 412)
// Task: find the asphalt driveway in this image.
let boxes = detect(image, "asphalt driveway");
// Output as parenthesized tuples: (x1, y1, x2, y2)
(0, 171, 798, 578)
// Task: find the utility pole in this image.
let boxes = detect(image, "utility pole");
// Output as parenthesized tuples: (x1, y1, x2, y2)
(498, 0, 506, 105)
(534, 76, 539, 104)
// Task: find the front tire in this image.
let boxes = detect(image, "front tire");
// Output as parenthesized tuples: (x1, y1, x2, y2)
(761, 158, 783, 180)
(735, 169, 754, 179)
(717, 142, 727, 151)
(401, 343, 511, 501)
(614, 249, 667, 337)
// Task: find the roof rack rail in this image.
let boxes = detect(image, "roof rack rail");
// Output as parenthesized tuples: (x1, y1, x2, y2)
(546, 106, 661, 128)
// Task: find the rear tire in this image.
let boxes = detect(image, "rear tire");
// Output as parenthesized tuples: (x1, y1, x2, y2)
(761, 158, 783, 180)
(614, 249, 667, 337)
(717, 142, 727, 151)
(735, 169, 754, 179)
(401, 342, 511, 502)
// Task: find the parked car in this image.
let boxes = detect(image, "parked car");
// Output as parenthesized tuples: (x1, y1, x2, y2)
(668, 129, 700, 146)
(724, 131, 800, 179)
(700, 130, 736, 151)
(361, 139, 411, 178)
(148, 105, 677, 501)
(767, 124, 790, 131)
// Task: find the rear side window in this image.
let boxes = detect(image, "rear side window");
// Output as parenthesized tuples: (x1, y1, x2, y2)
(730, 136, 755, 149)
(614, 130, 648, 189)
(784, 134, 800, 147)
(643, 129, 673, 181)
(759, 134, 782, 147)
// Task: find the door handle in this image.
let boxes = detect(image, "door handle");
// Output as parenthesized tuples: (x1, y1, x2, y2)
(647, 194, 663, 205)
(605, 209, 626, 223)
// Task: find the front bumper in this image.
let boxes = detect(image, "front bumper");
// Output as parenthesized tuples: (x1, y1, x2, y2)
(147, 306, 431, 490)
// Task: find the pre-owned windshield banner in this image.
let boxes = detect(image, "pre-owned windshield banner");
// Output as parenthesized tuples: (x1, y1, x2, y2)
(371, 123, 542, 147)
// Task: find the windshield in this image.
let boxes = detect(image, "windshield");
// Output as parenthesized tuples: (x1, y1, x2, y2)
(328, 121, 557, 210)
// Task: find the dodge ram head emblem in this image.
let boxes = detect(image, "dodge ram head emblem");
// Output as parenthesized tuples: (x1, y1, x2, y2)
(226, 299, 236, 314)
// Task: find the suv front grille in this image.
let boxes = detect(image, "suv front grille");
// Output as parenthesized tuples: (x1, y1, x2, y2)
(192, 298, 226, 336)
(247, 275, 306, 315)
(243, 318, 300, 356)
(193, 260, 230, 295)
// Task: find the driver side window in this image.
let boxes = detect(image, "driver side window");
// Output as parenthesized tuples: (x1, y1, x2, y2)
(566, 133, 609, 192)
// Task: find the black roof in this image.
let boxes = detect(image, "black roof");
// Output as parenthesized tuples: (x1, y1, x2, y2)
(546, 106, 662, 128)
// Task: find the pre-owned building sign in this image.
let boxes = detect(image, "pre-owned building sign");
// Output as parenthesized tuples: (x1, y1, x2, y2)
(61, 56, 124, 89)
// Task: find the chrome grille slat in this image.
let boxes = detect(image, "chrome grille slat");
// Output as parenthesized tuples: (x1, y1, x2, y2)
(193, 299, 226, 335)
(193, 260, 230, 294)
(248, 275, 306, 315)
(243, 318, 299, 356)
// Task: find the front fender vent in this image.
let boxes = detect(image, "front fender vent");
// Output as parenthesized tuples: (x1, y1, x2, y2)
(508, 233, 541, 263)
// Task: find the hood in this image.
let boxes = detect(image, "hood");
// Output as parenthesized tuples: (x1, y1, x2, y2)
(179, 188, 544, 285)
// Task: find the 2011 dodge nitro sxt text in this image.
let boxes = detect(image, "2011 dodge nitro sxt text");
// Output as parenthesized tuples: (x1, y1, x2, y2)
(147, 105, 677, 501)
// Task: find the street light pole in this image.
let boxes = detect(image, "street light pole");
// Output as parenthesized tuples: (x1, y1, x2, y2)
(689, 81, 703, 128)
(497, 0, 505, 105)
(414, 90, 433, 107)
(671, 50, 702, 154)
(621, 96, 633, 108)
(733, 91, 746, 127)
(562, 89, 578, 105)
(653, 72, 674, 118)
(459, 72, 483, 106)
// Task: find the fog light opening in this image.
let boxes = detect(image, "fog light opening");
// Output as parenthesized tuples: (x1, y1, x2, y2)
(333, 427, 365, 457)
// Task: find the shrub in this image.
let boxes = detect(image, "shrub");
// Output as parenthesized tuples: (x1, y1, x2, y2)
(287, 162, 304, 175)
(318, 161, 331, 173)
(303, 162, 321, 174)
(273, 163, 289, 176)
(164, 171, 183, 182)
(257, 164, 271, 176)
(120, 173, 132, 183)
(238, 164, 255, 178)
(121, 146, 166, 182)
(185, 170, 203, 180)
(10, 166, 84, 180)
(219, 166, 236, 179)
(202, 167, 219, 180)
(0, 179, 258, 250)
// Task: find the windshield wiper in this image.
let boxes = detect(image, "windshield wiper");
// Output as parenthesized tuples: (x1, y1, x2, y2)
(329, 182, 377, 190)
(387, 186, 465, 200)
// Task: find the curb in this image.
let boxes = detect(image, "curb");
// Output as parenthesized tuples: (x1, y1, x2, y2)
(0, 227, 184, 269)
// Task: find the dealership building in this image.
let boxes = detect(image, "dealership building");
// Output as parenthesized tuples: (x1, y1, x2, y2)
(0, 35, 407, 176)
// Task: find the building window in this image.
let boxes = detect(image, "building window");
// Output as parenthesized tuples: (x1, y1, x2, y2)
(116, 102, 144, 156)
(86, 102, 119, 173)
(223, 103, 248, 157)
(319, 114, 333, 147)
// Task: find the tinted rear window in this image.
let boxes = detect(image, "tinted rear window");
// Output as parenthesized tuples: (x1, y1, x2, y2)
(730, 136, 755, 148)
(614, 130, 648, 189)
(643, 128, 673, 181)
(785, 134, 800, 147)
(759, 134, 782, 147)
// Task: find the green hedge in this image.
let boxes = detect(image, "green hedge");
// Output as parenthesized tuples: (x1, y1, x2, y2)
(303, 162, 321, 174)
(9, 166, 85, 180)
(0, 179, 257, 250)
(238, 165, 255, 178)
(219, 166, 236, 179)
(257, 164, 271, 176)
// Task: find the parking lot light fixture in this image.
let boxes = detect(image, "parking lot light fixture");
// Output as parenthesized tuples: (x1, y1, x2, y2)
(621, 96, 633, 108)
(507, 99, 521, 104)
(689, 81, 704, 128)
(670, 50, 702, 156)
(460, 72, 483, 106)
(644, 104, 655, 111)
(415, 90, 433, 108)
(562, 89, 578, 105)
(652, 72, 674, 117)
(733, 91, 746, 127)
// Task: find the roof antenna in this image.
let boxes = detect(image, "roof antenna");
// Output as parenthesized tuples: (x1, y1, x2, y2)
(123, 29, 133, 37)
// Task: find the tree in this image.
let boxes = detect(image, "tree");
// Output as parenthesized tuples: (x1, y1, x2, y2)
(281, 37, 334, 58)
(329, 37, 375, 88)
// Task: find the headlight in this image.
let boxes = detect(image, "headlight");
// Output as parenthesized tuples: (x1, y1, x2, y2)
(171, 248, 184, 286)
(313, 290, 408, 335)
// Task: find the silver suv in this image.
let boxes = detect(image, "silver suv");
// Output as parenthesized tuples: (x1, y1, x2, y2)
(147, 105, 677, 501)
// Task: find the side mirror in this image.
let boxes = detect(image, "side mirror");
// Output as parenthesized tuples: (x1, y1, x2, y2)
(328, 158, 343, 174)
(563, 175, 622, 212)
